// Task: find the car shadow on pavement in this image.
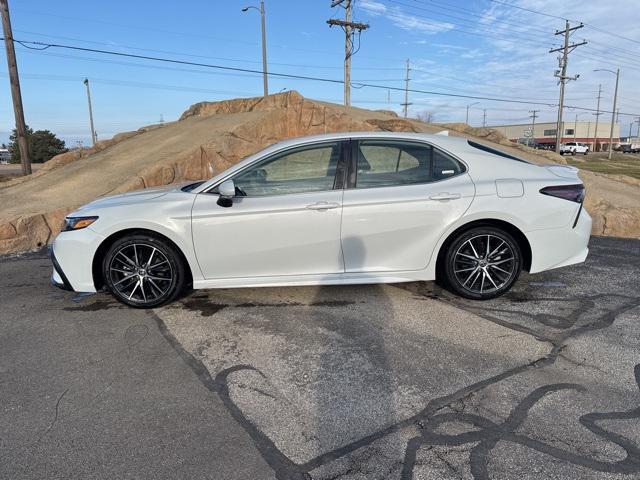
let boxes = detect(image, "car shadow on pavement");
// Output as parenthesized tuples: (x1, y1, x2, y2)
(151, 236, 640, 480)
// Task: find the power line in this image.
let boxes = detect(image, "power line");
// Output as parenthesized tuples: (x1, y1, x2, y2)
(489, 0, 640, 46)
(489, 0, 569, 21)
(5, 37, 640, 118)
(383, 0, 551, 36)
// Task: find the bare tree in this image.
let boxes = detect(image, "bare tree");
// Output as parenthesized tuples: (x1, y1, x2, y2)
(416, 111, 435, 123)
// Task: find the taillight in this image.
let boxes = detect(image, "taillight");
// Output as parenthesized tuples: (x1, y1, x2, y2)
(540, 184, 585, 203)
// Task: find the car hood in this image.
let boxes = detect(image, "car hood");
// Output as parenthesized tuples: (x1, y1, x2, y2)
(74, 183, 189, 213)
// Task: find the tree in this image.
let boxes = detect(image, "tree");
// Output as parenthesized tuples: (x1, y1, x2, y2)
(416, 111, 436, 123)
(8, 126, 67, 164)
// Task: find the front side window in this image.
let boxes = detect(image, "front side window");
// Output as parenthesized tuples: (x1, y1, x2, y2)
(354, 140, 465, 189)
(232, 142, 341, 196)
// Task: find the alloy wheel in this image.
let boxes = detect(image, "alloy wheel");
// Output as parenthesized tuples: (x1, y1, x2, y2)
(452, 234, 516, 295)
(108, 243, 174, 304)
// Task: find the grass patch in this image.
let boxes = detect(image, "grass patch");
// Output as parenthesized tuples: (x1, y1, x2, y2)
(564, 154, 640, 180)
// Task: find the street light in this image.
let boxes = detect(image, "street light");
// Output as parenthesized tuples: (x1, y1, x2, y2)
(594, 68, 620, 160)
(242, 1, 268, 98)
(466, 102, 479, 125)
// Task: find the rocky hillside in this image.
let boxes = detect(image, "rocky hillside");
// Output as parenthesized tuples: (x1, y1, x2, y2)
(0, 91, 638, 255)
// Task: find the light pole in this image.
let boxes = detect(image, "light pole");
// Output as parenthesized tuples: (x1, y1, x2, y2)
(242, 1, 268, 98)
(594, 68, 620, 159)
(466, 102, 479, 125)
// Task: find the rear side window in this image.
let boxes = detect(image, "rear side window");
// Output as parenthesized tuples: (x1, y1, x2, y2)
(355, 140, 465, 189)
(467, 140, 530, 164)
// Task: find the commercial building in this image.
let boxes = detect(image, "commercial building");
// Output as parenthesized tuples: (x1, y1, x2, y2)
(0, 148, 10, 164)
(489, 121, 621, 151)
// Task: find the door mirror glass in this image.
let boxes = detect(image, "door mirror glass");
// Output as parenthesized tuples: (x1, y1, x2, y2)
(218, 179, 236, 197)
(217, 179, 235, 207)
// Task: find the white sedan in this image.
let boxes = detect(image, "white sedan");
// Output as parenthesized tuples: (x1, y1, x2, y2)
(51, 132, 591, 307)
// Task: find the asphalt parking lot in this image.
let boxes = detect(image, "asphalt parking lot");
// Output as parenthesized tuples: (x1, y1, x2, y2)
(1, 236, 639, 480)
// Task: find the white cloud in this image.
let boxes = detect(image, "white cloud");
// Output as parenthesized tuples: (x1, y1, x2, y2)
(359, 0, 454, 35)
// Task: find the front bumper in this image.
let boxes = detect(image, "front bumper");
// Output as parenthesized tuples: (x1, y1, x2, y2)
(49, 227, 104, 293)
(50, 248, 74, 291)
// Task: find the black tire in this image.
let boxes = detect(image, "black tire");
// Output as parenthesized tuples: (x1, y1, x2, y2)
(102, 233, 186, 308)
(442, 226, 522, 300)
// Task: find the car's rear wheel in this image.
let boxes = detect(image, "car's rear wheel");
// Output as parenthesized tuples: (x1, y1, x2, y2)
(443, 227, 522, 300)
(102, 234, 186, 308)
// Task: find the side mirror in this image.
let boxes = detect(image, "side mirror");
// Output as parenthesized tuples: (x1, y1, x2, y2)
(217, 179, 235, 207)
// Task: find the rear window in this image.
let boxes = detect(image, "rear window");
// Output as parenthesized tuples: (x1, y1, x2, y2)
(467, 141, 530, 164)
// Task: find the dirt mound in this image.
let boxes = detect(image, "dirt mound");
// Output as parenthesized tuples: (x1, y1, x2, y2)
(0, 91, 638, 254)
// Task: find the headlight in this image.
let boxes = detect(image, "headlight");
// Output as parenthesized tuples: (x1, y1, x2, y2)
(62, 216, 98, 231)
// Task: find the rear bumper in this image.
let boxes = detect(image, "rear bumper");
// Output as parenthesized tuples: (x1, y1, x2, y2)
(527, 208, 592, 273)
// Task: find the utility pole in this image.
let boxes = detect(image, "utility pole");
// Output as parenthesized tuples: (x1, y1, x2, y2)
(259, 0, 267, 97)
(528, 109, 539, 146)
(83, 78, 97, 146)
(592, 84, 602, 152)
(242, 1, 268, 97)
(482, 108, 487, 127)
(327, 0, 369, 107)
(607, 69, 619, 160)
(1, 0, 31, 175)
(466, 102, 479, 125)
(401, 58, 411, 118)
(573, 112, 587, 140)
(550, 21, 587, 153)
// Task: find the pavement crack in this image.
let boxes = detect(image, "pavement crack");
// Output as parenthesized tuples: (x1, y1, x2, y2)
(433, 449, 464, 480)
(42, 388, 69, 438)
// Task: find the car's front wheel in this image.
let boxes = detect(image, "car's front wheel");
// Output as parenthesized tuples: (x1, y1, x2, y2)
(102, 234, 186, 308)
(443, 227, 522, 300)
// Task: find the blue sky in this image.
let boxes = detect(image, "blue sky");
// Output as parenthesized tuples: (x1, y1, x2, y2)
(1, 0, 639, 145)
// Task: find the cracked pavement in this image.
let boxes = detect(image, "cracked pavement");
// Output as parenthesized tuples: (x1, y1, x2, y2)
(1, 236, 639, 479)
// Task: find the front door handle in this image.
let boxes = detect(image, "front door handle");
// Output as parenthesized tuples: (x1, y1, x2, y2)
(429, 192, 462, 201)
(306, 201, 340, 210)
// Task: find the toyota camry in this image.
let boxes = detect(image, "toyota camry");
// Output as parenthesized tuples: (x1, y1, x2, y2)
(51, 132, 591, 307)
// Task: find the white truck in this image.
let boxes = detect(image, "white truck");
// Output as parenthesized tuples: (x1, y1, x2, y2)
(560, 142, 589, 155)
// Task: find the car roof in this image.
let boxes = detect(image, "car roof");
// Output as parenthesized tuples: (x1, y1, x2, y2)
(265, 131, 470, 150)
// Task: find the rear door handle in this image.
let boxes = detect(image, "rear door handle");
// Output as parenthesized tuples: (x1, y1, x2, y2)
(306, 201, 340, 210)
(429, 192, 462, 201)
